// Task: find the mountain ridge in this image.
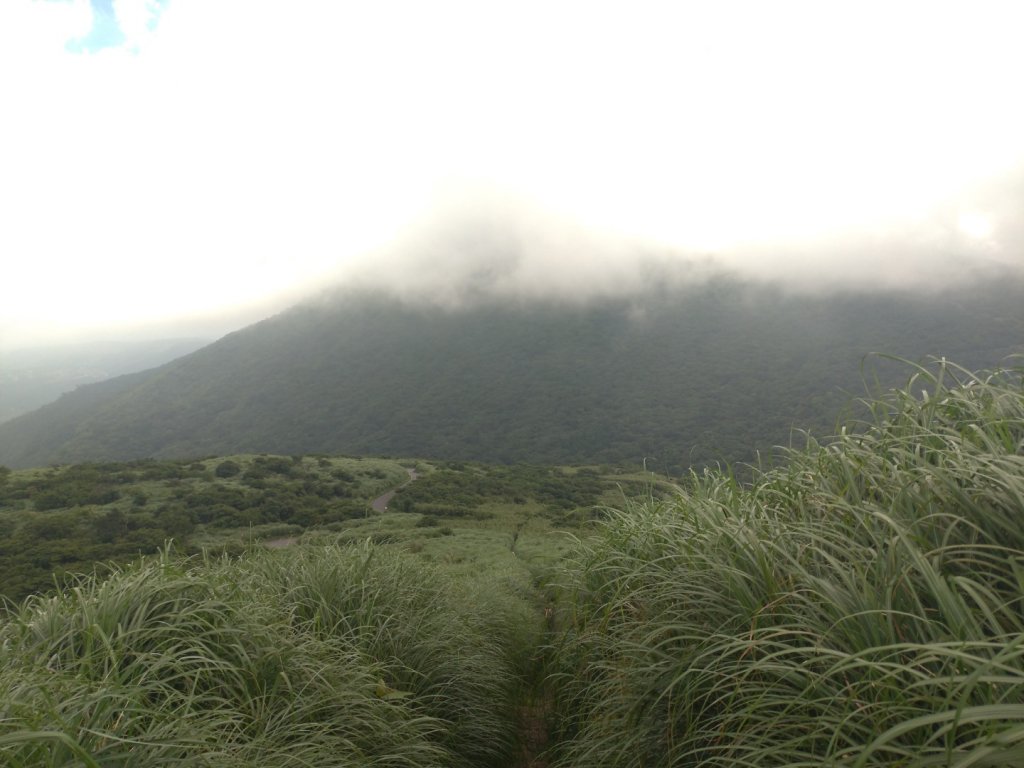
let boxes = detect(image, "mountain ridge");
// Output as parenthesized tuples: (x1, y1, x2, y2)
(1, 276, 1021, 470)
(0, 337, 210, 424)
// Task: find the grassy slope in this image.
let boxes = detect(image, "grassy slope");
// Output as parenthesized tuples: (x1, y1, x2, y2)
(547, 360, 1024, 766)
(0, 545, 535, 767)
(0, 456, 667, 603)
(1, 359, 1022, 766)
(0, 460, 659, 766)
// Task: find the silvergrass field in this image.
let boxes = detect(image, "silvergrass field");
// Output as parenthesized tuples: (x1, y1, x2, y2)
(1, 359, 1023, 766)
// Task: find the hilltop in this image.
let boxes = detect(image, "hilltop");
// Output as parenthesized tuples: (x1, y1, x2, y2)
(0, 275, 1021, 470)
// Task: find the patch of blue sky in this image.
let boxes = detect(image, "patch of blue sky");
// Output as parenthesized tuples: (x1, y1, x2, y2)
(64, 0, 170, 55)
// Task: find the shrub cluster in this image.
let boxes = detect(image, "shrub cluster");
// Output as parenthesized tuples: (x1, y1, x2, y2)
(391, 463, 605, 517)
(0, 457, 379, 601)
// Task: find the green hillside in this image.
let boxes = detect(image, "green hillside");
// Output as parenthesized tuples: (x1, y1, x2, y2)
(2, 360, 1023, 766)
(0, 455, 652, 603)
(0, 338, 209, 424)
(0, 276, 1021, 470)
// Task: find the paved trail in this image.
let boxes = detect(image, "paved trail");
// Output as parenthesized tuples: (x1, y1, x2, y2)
(263, 467, 420, 548)
(371, 467, 419, 512)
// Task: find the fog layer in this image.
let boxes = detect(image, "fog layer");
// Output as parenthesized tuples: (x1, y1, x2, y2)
(332, 172, 1024, 308)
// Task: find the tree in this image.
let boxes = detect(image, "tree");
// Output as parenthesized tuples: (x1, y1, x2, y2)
(95, 508, 127, 543)
(215, 460, 241, 478)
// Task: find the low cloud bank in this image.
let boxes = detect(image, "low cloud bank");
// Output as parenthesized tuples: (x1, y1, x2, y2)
(329, 171, 1024, 308)
(335, 197, 719, 308)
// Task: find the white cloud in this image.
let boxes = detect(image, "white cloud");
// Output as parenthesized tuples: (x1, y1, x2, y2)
(112, 0, 164, 52)
(2, 0, 1024, 349)
(0, 0, 92, 63)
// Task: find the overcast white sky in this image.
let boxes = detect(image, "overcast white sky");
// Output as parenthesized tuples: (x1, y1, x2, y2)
(2, 0, 1023, 350)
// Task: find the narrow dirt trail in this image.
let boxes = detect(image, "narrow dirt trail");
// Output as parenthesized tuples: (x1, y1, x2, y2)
(510, 603, 559, 768)
(264, 467, 420, 548)
(263, 536, 298, 549)
(265, 463, 557, 765)
(370, 467, 418, 512)
(512, 694, 554, 768)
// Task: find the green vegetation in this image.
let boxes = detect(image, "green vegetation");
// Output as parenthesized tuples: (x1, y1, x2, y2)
(391, 463, 617, 523)
(0, 456, 654, 603)
(1, 278, 1021, 470)
(0, 544, 534, 766)
(0, 455, 411, 601)
(0, 337, 208, 424)
(546, 360, 1024, 766)
(1, 359, 1023, 765)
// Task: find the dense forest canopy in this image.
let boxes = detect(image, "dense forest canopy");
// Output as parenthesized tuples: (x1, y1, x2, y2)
(0, 275, 1020, 471)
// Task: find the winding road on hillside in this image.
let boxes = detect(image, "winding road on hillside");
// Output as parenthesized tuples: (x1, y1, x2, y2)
(371, 467, 419, 512)
(264, 466, 420, 548)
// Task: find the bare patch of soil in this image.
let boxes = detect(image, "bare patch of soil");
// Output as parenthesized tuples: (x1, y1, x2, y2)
(263, 536, 298, 549)
(370, 467, 419, 512)
(512, 693, 554, 768)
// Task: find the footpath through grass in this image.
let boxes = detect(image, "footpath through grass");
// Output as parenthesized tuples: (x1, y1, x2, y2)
(0, 455, 666, 603)
(2, 358, 1023, 766)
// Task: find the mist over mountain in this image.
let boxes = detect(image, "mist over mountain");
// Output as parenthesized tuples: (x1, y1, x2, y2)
(0, 337, 209, 424)
(333, 187, 1024, 305)
(0, 268, 1020, 471)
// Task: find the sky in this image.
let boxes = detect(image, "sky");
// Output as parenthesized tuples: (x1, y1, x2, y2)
(2, 0, 1023, 350)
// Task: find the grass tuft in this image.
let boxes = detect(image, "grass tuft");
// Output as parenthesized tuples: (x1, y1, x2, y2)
(547, 359, 1024, 767)
(0, 542, 535, 767)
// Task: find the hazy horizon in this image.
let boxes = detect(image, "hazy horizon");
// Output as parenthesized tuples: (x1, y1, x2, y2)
(3, 1, 1023, 352)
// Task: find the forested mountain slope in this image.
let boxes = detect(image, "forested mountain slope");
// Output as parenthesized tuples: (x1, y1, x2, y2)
(0, 338, 208, 424)
(0, 276, 1020, 470)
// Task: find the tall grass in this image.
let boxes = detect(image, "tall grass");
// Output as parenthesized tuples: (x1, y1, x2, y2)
(0, 543, 536, 767)
(227, 541, 536, 767)
(548, 360, 1024, 766)
(4, 358, 1023, 766)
